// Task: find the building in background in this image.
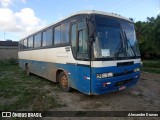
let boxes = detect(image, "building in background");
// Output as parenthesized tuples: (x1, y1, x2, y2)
(0, 40, 18, 60)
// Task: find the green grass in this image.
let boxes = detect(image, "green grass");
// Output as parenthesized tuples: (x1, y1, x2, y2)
(141, 60, 160, 74)
(0, 60, 66, 111)
(142, 60, 160, 68)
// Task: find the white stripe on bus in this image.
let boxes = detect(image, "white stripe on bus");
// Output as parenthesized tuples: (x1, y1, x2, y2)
(19, 47, 140, 67)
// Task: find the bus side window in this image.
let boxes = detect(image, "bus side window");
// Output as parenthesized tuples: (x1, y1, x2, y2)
(54, 25, 61, 45)
(77, 20, 88, 59)
(34, 33, 42, 48)
(42, 31, 47, 46)
(46, 28, 53, 46)
(61, 22, 69, 43)
(23, 39, 28, 49)
(28, 36, 33, 48)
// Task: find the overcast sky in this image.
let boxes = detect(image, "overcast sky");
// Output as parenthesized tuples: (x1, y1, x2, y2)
(0, 0, 159, 41)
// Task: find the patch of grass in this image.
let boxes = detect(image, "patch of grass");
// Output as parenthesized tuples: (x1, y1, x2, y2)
(141, 67, 160, 74)
(0, 58, 18, 65)
(1, 89, 64, 111)
(142, 60, 160, 68)
(141, 60, 160, 74)
(0, 63, 65, 111)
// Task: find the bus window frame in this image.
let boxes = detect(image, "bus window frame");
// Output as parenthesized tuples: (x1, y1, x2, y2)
(34, 32, 42, 48)
(70, 18, 90, 61)
(27, 36, 34, 49)
(54, 24, 61, 45)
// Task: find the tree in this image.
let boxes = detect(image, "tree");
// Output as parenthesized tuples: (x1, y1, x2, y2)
(135, 14, 160, 59)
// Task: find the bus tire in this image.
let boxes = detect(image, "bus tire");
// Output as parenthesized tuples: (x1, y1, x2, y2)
(59, 71, 72, 92)
(25, 64, 30, 76)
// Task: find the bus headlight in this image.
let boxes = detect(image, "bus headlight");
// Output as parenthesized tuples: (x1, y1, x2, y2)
(96, 72, 113, 78)
(134, 68, 140, 72)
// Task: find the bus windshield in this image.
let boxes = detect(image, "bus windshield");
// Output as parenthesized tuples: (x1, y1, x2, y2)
(93, 15, 140, 60)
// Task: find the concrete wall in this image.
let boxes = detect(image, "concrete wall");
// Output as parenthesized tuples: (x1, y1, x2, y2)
(0, 46, 18, 60)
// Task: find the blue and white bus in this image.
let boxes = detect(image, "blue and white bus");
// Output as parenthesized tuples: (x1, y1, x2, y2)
(18, 10, 141, 95)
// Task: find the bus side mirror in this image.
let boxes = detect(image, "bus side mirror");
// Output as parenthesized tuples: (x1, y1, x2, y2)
(89, 22, 96, 43)
(90, 34, 95, 43)
(87, 15, 95, 43)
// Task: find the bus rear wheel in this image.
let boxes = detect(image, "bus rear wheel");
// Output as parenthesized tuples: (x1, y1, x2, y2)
(59, 72, 71, 92)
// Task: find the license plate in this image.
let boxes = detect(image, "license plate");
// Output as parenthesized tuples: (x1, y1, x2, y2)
(119, 86, 126, 90)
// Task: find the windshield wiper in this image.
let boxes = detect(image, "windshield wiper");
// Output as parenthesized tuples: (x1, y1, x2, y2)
(123, 31, 137, 57)
(114, 42, 123, 59)
(114, 33, 124, 59)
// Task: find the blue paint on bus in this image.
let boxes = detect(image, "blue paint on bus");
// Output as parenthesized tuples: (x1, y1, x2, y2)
(19, 59, 140, 95)
(56, 63, 91, 94)
(91, 64, 140, 95)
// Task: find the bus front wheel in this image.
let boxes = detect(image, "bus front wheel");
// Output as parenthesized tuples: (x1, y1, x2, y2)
(59, 72, 71, 92)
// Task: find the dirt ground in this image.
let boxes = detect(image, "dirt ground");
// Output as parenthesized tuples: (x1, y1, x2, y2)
(43, 71, 160, 120)
(1, 66, 159, 120)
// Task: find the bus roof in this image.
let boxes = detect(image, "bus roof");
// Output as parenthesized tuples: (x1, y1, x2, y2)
(20, 10, 132, 41)
(73, 10, 132, 22)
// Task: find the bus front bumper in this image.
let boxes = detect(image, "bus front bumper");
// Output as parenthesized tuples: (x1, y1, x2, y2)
(91, 72, 140, 95)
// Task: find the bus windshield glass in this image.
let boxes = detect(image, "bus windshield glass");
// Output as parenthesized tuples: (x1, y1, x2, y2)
(93, 15, 140, 60)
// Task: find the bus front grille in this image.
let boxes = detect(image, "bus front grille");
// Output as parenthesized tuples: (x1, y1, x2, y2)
(113, 70, 134, 77)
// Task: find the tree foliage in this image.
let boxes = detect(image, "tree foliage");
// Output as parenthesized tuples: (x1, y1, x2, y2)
(135, 15, 160, 59)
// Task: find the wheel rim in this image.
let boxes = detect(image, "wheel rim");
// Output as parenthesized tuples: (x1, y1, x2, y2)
(60, 75, 68, 88)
